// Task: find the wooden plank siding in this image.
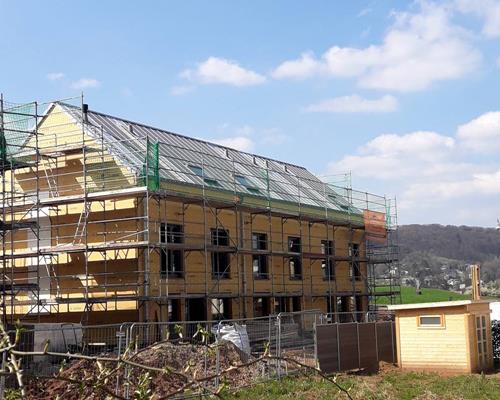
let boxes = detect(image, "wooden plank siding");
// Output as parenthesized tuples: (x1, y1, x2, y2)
(390, 302, 494, 374)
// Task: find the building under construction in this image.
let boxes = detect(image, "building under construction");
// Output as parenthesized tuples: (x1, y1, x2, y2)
(0, 96, 401, 325)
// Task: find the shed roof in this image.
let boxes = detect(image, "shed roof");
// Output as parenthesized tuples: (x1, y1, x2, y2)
(387, 300, 491, 311)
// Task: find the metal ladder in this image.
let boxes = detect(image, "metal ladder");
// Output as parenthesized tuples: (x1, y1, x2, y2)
(73, 201, 91, 245)
(43, 156, 59, 197)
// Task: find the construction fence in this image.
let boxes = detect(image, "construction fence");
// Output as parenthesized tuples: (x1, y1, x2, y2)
(0, 310, 396, 398)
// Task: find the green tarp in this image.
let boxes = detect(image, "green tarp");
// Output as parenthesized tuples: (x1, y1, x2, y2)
(143, 139, 159, 190)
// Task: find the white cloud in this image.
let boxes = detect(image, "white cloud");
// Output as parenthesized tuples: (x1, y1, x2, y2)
(47, 72, 65, 81)
(212, 136, 255, 152)
(210, 124, 288, 152)
(271, 52, 324, 80)
(260, 128, 288, 146)
(457, 111, 500, 153)
(305, 94, 398, 113)
(326, 110, 500, 225)
(328, 131, 456, 179)
(272, 2, 481, 92)
(454, 0, 500, 38)
(170, 85, 195, 96)
(70, 78, 100, 90)
(234, 125, 254, 137)
(181, 57, 266, 87)
(361, 131, 455, 157)
(357, 8, 372, 17)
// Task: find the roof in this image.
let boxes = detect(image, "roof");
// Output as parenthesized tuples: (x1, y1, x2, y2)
(387, 299, 491, 311)
(54, 102, 361, 215)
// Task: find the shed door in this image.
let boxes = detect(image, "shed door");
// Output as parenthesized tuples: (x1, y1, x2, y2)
(475, 315, 488, 370)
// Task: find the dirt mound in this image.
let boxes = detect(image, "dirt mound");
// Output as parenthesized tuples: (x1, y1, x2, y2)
(25, 340, 265, 399)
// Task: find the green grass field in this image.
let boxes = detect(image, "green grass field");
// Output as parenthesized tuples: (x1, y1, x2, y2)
(376, 286, 469, 305)
(223, 371, 500, 400)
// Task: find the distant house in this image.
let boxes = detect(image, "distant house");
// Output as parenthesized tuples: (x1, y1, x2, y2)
(388, 300, 494, 373)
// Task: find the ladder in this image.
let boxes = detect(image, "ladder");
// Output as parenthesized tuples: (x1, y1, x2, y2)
(43, 156, 59, 197)
(73, 201, 91, 245)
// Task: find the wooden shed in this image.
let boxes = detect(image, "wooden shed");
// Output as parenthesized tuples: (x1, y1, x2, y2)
(387, 300, 493, 373)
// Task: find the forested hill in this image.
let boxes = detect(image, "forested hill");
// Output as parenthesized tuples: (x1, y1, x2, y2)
(398, 224, 500, 262)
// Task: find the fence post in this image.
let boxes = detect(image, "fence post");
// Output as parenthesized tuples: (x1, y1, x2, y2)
(356, 322, 361, 370)
(277, 313, 282, 378)
(374, 321, 379, 363)
(215, 321, 221, 388)
(313, 318, 318, 369)
(115, 327, 126, 396)
(336, 323, 341, 372)
(124, 323, 137, 399)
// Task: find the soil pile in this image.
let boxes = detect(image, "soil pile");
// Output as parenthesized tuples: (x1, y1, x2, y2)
(25, 340, 265, 399)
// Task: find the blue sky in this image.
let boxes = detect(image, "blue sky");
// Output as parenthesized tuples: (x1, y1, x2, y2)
(1, 0, 500, 226)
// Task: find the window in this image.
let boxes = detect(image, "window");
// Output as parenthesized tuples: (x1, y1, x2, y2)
(337, 296, 351, 323)
(211, 298, 232, 320)
(211, 228, 230, 279)
(292, 296, 301, 312)
(288, 236, 302, 279)
(274, 297, 289, 313)
(349, 243, 361, 280)
(252, 233, 268, 278)
(476, 315, 488, 368)
(289, 257, 302, 280)
(167, 299, 181, 322)
(188, 164, 203, 177)
(203, 177, 220, 187)
(188, 164, 220, 187)
(235, 174, 261, 194)
(354, 296, 364, 322)
(160, 223, 183, 277)
(288, 237, 301, 253)
(254, 297, 270, 317)
(321, 240, 334, 279)
(418, 315, 443, 327)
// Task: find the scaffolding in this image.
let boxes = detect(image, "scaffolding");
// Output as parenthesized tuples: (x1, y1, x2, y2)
(0, 95, 401, 324)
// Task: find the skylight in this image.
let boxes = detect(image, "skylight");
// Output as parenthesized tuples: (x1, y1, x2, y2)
(188, 164, 220, 187)
(235, 174, 261, 194)
(189, 165, 203, 177)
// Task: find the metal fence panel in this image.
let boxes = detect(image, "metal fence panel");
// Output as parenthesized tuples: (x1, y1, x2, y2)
(376, 321, 396, 363)
(316, 324, 339, 373)
(338, 323, 359, 371)
(316, 320, 397, 373)
(358, 322, 378, 371)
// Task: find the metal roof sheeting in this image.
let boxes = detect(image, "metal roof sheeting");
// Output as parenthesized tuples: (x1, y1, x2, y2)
(58, 103, 360, 215)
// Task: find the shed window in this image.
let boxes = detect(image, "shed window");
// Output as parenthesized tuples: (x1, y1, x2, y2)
(419, 315, 443, 327)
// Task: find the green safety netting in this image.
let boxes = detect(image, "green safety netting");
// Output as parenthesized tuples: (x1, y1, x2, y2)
(143, 139, 160, 190)
(0, 102, 36, 168)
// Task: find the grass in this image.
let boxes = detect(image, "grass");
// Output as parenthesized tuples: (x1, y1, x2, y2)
(376, 286, 469, 305)
(222, 371, 500, 400)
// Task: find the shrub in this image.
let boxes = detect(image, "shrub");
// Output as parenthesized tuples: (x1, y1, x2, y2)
(492, 320, 500, 362)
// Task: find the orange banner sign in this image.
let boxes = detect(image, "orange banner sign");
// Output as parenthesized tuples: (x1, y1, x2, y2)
(363, 210, 387, 243)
